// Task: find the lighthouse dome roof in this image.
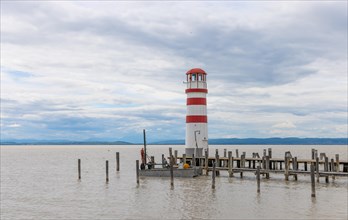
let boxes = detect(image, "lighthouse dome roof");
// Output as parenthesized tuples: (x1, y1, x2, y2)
(186, 68, 207, 75)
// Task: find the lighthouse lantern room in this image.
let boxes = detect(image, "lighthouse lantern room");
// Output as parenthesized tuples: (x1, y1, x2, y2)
(185, 68, 208, 157)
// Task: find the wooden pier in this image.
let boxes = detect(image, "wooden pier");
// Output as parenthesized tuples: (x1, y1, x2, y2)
(173, 148, 348, 181)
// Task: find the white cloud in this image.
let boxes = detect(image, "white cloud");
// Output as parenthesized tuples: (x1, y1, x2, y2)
(1, 1, 347, 141)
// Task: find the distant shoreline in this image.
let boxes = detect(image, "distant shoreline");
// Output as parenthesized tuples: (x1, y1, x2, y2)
(1, 138, 347, 145)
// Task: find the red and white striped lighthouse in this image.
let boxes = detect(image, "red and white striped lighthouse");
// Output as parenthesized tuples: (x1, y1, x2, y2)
(185, 68, 208, 157)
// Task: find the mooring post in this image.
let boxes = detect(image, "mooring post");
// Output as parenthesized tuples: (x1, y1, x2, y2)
(223, 149, 227, 166)
(257, 165, 261, 193)
(311, 164, 315, 198)
(174, 150, 178, 165)
(151, 156, 155, 169)
(311, 148, 315, 160)
(331, 158, 335, 180)
(183, 154, 187, 165)
(293, 157, 298, 181)
(143, 129, 147, 165)
(265, 156, 270, 179)
(335, 154, 339, 172)
(263, 149, 266, 157)
(170, 155, 174, 188)
(205, 149, 209, 175)
(324, 156, 329, 183)
(235, 149, 239, 158)
(316, 157, 319, 182)
(304, 162, 308, 171)
(228, 151, 232, 177)
(268, 148, 272, 158)
(215, 150, 220, 176)
(136, 160, 139, 184)
(116, 152, 120, 172)
(162, 154, 165, 168)
(240, 154, 245, 178)
(212, 162, 216, 189)
(285, 156, 289, 181)
(169, 147, 173, 158)
(78, 159, 81, 180)
(106, 160, 109, 183)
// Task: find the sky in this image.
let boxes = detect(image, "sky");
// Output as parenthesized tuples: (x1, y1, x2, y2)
(1, 1, 347, 143)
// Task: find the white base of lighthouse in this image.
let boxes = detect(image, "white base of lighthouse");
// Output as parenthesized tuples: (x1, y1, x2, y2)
(185, 123, 208, 157)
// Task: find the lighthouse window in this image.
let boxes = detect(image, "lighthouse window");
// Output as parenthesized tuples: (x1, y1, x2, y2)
(192, 74, 196, 81)
(198, 74, 202, 81)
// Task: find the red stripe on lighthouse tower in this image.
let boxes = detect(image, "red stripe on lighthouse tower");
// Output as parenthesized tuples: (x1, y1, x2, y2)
(186, 115, 207, 123)
(185, 88, 208, 93)
(187, 98, 206, 105)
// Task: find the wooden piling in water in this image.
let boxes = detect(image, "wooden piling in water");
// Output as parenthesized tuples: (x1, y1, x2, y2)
(162, 154, 165, 168)
(311, 164, 315, 198)
(106, 160, 109, 183)
(116, 152, 120, 172)
(78, 159, 81, 180)
(324, 156, 329, 183)
(212, 162, 216, 189)
(143, 129, 147, 165)
(240, 154, 245, 178)
(215, 150, 220, 176)
(151, 156, 155, 168)
(205, 149, 209, 176)
(316, 157, 319, 182)
(331, 158, 335, 180)
(335, 154, 340, 172)
(228, 151, 232, 177)
(183, 154, 186, 165)
(268, 148, 272, 158)
(257, 166, 260, 193)
(304, 162, 308, 171)
(311, 148, 315, 160)
(265, 156, 270, 179)
(235, 149, 239, 158)
(170, 155, 174, 188)
(174, 150, 178, 165)
(136, 160, 139, 184)
(285, 156, 289, 181)
(293, 157, 298, 181)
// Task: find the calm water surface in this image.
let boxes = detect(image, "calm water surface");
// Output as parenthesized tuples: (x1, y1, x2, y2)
(1, 145, 347, 219)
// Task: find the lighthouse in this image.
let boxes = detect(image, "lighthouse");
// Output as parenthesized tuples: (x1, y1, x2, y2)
(185, 68, 208, 157)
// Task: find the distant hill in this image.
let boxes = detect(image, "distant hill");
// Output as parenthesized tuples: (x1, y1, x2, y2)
(151, 138, 347, 145)
(1, 138, 346, 145)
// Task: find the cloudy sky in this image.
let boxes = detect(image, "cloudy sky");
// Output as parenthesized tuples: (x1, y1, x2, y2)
(1, 1, 347, 142)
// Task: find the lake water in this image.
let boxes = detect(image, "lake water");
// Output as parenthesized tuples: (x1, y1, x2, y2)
(1, 145, 347, 219)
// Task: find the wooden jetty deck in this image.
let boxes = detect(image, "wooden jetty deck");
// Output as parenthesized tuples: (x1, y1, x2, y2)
(172, 148, 348, 182)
